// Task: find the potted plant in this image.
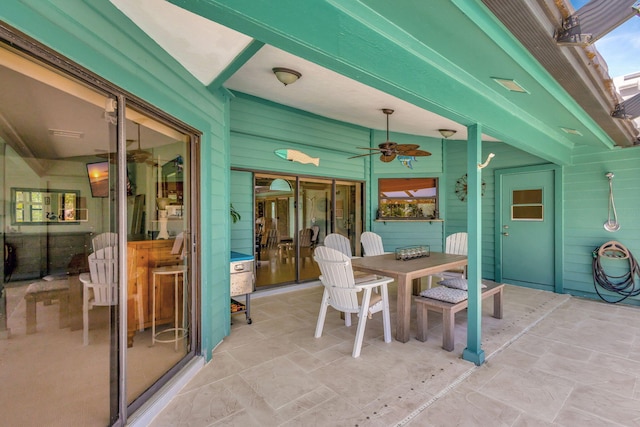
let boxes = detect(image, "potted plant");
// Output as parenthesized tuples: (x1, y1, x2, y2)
(230, 204, 241, 223)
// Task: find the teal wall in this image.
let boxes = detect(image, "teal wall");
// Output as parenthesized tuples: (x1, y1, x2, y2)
(563, 147, 640, 304)
(444, 140, 548, 280)
(0, 0, 230, 358)
(230, 94, 369, 180)
(230, 170, 254, 255)
(445, 139, 640, 305)
(229, 95, 454, 256)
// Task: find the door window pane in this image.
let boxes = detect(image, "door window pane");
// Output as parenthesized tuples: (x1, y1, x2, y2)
(511, 189, 543, 221)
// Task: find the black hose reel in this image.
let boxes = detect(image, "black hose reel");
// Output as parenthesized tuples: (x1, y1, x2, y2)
(592, 241, 640, 303)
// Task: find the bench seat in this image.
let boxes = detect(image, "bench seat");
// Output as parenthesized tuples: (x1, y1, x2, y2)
(414, 281, 504, 351)
(24, 279, 70, 334)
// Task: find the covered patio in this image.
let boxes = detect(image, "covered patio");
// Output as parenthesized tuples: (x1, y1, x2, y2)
(147, 281, 640, 426)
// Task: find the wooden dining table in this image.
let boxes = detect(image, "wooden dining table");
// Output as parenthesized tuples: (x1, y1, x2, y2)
(351, 252, 468, 343)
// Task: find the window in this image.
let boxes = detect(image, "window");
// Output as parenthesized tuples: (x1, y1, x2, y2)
(12, 188, 80, 224)
(378, 178, 439, 220)
(511, 189, 543, 221)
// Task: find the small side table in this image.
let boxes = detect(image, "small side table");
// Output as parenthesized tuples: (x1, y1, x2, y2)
(152, 265, 187, 350)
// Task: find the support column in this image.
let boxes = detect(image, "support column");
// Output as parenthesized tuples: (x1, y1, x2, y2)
(463, 123, 485, 365)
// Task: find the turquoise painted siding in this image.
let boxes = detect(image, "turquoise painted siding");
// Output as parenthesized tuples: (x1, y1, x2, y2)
(564, 147, 640, 304)
(445, 140, 547, 280)
(230, 94, 368, 180)
(372, 221, 444, 252)
(1, 0, 230, 358)
(230, 170, 254, 255)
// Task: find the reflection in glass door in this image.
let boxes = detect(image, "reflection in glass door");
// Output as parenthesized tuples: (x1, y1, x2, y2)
(335, 181, 363, 256)
(255, 175, 297, 286)
(254, 174, 363, 288)
(125, 106, 192, 408)
(299, 178, 331, 281)
(0, 43, 117, 425)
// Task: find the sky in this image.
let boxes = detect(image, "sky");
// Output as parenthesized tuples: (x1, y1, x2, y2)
(570, 0, 640, 78)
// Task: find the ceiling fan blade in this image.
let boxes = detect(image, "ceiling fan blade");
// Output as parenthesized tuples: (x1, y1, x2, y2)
(380, 153, 396, 162)
(396, 144, 420, 151)
(348, 152, 380, 159)
(400, 149, 432, 157)
(356, 147, 384, 151)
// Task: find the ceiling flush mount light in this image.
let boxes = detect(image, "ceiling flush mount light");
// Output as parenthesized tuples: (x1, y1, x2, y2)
(491, 77, 528, 93)
(438, 129, 457, 139)
(561, 127, 582, 136)
(272, 67, 301, 86)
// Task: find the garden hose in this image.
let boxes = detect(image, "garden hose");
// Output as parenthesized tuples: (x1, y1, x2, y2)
(592, 241, 640, 303)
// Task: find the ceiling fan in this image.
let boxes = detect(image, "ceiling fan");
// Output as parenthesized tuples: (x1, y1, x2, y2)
(96, 123, 157, 166)
(349, 108, 431, 163)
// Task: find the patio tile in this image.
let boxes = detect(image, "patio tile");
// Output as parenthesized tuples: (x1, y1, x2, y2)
(150, 284, 640, 427)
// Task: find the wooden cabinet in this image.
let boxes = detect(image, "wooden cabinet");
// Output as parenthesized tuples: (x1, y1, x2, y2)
(126, 239, 183, 347)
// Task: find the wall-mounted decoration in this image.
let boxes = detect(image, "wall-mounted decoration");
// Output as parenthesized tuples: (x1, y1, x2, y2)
(455, 174, 486, 202)
(274, 149, 319, 166)
(397, 155, 417, 169)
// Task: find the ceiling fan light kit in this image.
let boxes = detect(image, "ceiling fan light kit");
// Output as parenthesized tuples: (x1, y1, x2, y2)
(349, 108, 432, 164)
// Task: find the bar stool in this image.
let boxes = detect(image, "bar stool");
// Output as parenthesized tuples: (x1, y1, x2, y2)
(151, 264, 188, 350)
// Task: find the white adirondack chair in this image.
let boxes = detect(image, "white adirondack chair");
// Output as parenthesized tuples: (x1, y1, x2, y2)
(91, 232, 117, 252)
(324, 233, 353, 257)
(79, 246, 118, 345)
(360, 231, 387, 256)
(313, 246, 393, 358)
(428, 232, 468, 288)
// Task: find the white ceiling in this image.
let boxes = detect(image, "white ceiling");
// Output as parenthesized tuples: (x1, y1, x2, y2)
(110, 0, 493, 141)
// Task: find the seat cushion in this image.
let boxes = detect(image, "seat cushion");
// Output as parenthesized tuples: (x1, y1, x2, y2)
(419, 286, 468, 304)
(357, 291, 382, 308)
(437, 278, 486, 291)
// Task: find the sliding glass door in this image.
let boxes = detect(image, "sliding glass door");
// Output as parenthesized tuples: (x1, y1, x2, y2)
(0, 34, 199, 425)
(254, 173, 362, 288)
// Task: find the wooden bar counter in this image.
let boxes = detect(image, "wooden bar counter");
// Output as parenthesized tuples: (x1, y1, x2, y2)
(127, 239, 183, 347)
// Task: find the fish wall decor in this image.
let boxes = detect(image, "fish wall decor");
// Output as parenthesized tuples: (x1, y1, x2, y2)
(274, 149, 320, 166)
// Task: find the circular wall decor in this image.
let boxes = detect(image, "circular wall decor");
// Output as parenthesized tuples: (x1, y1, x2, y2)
(455, 174, 486, 202)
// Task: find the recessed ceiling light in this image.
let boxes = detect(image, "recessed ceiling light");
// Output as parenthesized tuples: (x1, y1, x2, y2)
(561, 127, 582, 136)
(491, 77, 528, 93)
(49, 129, 84, 139)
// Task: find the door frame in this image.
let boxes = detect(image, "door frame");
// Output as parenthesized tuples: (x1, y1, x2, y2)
(494, 164, 563, 293)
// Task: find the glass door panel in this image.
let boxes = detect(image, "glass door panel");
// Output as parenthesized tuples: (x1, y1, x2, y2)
(255, 174, 296, 287)
(0, 44, 117, 425)
(125, 106, 192, 406)
(335, 181, 363, 256)
(299, 178, 332, 281)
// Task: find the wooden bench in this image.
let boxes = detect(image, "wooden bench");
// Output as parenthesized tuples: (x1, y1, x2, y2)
(24, 279, 70, 334)
(414, 281, 504, 351)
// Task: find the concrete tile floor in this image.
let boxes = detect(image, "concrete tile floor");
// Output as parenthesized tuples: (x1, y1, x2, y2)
(150, 282, 640, 426)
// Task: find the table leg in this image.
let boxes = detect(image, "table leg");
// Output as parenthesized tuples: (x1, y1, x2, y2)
(442, 309, 455, 351)
(58, 293, 69, 329)
(396, 276, 411, 343)
(493, 290, 503, 319)
(26, 298, 36, 334)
